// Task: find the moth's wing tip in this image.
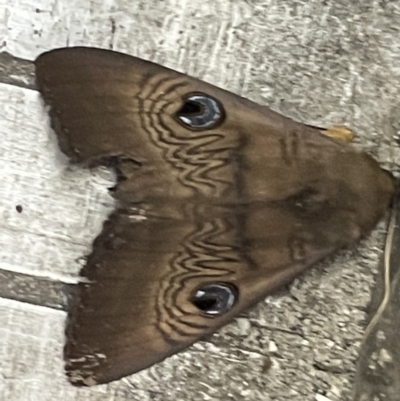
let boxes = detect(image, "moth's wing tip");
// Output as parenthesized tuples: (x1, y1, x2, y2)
(66, 371, 99, 387)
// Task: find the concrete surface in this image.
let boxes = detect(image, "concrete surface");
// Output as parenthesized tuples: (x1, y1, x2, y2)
(1, 1, 400, 400)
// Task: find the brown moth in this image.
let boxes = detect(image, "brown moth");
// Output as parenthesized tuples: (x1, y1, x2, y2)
(34, 47, 395, 386)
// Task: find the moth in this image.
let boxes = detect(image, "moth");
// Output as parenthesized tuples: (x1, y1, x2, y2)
(34, 47, 395, 386)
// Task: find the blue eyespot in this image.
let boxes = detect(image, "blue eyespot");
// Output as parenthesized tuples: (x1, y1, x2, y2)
(176, 94, 224, 129)
(191, 283, 237, 315)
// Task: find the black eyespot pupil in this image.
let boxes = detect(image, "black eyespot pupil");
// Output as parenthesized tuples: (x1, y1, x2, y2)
(192, 296, 218, 312)
(191, 283, 237, 316)
(178, 100, 203, 116)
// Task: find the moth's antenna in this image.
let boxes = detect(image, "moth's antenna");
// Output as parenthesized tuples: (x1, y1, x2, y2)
(363, 191, 398, 339)
(353, 186, 399, 401)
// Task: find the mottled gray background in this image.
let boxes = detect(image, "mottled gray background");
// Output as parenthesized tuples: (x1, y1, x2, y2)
(1, 1, 400, 400)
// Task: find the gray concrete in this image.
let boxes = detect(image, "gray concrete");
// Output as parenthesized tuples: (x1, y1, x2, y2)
(1, 1, 400, 400)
